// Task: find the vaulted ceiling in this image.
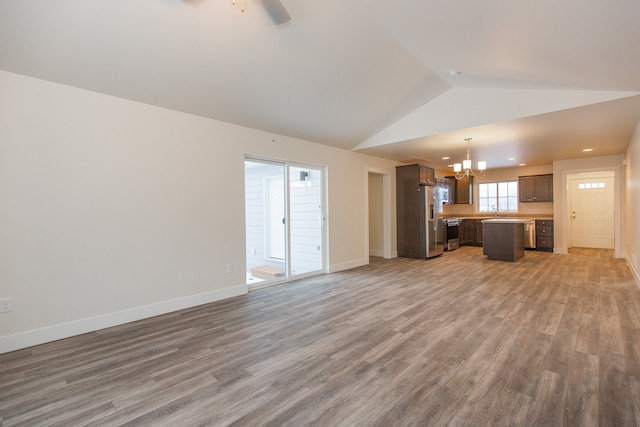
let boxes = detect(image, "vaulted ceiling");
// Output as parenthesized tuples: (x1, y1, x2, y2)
(1, 0, 639, 169)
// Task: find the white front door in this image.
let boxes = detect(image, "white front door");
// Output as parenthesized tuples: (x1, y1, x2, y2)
(570, 174, 614, 249)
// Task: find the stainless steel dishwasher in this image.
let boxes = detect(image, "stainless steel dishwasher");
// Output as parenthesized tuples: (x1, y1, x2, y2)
(524, 220, 536, 249)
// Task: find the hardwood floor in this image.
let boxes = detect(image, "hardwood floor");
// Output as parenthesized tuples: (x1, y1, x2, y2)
(2, 247, 640, 426)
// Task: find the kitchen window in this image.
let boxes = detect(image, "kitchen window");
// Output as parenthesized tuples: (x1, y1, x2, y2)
(479, 181, 518, 213)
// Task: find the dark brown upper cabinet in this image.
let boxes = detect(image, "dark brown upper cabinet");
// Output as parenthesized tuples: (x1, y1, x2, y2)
(419, 165, 435, 186)
(445, 175, 473, 204)
(519, 174, 553, 202)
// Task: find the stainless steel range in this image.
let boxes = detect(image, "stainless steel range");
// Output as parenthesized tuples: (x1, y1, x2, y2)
(444, 217, 462, 251)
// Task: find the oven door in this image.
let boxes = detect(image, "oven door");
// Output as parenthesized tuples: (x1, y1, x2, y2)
(446, 222, 460, 250)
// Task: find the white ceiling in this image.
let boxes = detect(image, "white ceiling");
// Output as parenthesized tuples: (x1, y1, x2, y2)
(1, 0, 639, 170)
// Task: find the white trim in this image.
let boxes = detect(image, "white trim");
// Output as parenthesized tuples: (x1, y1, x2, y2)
(248, 278, 287, 291)
(369, 249, 384, 257)
(0, 284, 247, 354)
(329, 257, 368, 273)
(626, 255, 640, 290)
(625, 241, 640, 288)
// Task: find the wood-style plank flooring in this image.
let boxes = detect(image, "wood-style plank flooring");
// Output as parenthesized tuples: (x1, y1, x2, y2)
(2, 247, 640, 426)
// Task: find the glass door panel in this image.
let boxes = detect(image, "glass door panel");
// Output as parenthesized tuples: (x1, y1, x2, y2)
(288, 166, 323, 277)
(245, 160, 286, 287)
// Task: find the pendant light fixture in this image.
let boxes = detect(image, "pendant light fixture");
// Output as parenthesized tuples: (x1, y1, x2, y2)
(453, 138, 486, 180)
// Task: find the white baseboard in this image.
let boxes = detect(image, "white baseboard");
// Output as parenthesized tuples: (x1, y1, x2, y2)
(0, 284, 247, 354)
(369, 249, 384, 257)
(329, 257, 367, 273)
(626, 254, 640, 290)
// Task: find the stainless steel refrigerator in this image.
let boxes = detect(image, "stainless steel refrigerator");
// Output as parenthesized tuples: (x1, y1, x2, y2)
(425, 185, 444, 258)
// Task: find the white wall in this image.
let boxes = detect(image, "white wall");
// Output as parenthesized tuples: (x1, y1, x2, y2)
(0, 70, 399, 353)
(626, 121, 640, 284)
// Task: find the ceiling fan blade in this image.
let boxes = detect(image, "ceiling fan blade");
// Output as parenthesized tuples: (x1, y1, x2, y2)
(261, 0, 291, 25)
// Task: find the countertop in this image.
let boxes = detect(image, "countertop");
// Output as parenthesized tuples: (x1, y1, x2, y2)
(481, 218, 535, 224)
(444, 215, 553, 221)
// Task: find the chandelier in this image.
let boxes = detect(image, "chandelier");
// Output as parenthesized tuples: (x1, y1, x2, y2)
(453, 138, 486, 180)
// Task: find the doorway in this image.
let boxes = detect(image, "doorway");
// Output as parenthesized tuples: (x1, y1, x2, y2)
(244, 158, 326, 288)
(366, 168, 393, 261)
(568, 171, 615, 249)
(368, 173, 384, 257)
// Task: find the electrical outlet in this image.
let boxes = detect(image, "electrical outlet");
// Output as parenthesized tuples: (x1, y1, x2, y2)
(227, 263, 233, 273)
(0, 298, 11, 313)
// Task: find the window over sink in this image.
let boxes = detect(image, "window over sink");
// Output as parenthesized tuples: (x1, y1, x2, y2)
(478, 181, 518, 213)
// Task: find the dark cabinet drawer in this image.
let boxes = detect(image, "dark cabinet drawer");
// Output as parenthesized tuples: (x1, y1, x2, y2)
(537, 238, 553, 248)
(536, 225, 552, 236)
(535, 219, 553, 251)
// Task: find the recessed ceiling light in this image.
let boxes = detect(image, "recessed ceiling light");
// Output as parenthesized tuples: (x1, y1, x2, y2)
(442, 156, 450, 160)
(519, 163, 527, 166)
(582, 148, 593, 152)
(448, 70, 460, 77)
(508, 157, 515, 161)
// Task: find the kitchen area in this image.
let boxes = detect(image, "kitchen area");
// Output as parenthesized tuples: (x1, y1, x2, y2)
(396, 164, 554, 262)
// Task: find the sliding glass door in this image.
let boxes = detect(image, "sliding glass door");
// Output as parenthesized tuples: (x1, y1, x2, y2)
(244, 159, 325, 288)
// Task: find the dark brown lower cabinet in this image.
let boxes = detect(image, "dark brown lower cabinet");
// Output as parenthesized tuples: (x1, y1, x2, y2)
(461, 219, 483, 246)
(536, 219, 553, 252)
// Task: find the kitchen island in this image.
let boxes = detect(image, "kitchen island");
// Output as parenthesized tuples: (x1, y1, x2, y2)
(481, 218, 527, 262)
